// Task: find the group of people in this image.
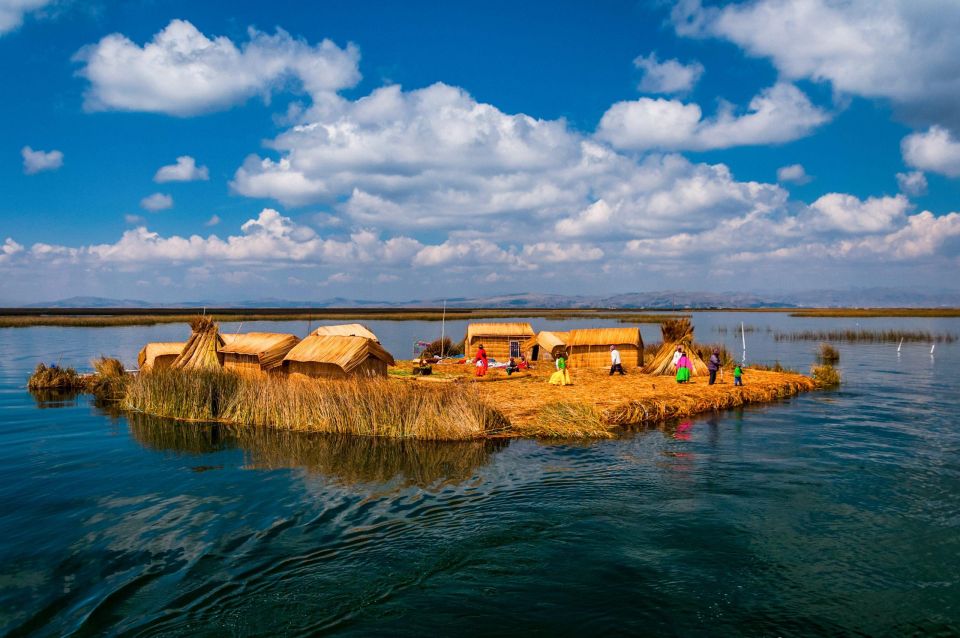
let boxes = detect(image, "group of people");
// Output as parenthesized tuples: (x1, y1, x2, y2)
(475, 343, 743, 386)
(473, 344, 530, 377)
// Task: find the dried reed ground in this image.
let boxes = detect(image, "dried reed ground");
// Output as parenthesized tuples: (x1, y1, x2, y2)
(428, 363, 818, 438)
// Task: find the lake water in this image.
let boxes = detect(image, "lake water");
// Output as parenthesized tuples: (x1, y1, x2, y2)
(1, 313, 957, 636)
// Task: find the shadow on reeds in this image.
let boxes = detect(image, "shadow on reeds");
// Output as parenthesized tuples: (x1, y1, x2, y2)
(126, 412, 505, 487)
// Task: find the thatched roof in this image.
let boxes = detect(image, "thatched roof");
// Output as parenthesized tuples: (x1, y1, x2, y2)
(311, 323, 379, 342)
(283, 335, 395, 372)
(137, 342, 185, 369)
(220, 332, 301, 370)
(466, 322, 535, 343)
(171, 316, 224, 370)
(522, 331, 569, 354)
(567, 327, 642, 347)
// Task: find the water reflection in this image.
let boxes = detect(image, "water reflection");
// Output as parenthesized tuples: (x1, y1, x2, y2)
(29, 388, 82, 409)
(126, 413, 505, 488)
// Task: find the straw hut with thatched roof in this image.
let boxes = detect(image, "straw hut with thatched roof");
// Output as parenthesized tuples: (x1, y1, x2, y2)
(643, 318, 709, 376)
(219, 332, 301, 375)
(137, 342, 185, 371)
(282, 335, 395, 378)
(521, 331, 569, 362)
(171, 316, 224, 371)
(464, 322, 535, 362)
(311, 323, 380, 342)
(565, 327, 643, 369)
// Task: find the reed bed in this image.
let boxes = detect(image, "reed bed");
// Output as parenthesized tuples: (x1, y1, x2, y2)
(774, 329, 955, 343)
(27, 363, 86, 391)
(123, 369, 508, 440)
(811, 364, 841, 387)
(817, 343, 840, 364)
(0, 309, 688, 328)
(789, 308, 960, 318)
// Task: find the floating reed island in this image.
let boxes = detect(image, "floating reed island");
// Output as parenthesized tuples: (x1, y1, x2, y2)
(30, 317, 829, 441)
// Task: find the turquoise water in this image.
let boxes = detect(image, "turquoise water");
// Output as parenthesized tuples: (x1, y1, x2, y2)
(0, 314, 958, 636)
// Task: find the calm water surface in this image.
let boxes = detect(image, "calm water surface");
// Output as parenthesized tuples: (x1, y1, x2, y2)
(0, 313, 957, 636)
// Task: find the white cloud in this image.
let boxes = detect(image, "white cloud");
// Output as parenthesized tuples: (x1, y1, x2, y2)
(896, 171, 928, 196)
(140, 193, 173, 212)
(0, 238, 24, 263)
(633, 53, 704, 94)
(124, 214, 146, 225)
(205, 214, 221, 227)
(673, 0, 960, 129)
(21, 146, 63, 174)
(154, 156, 210, 182)
(901, 127, 960, 178)
(777, 163, 812, 184)
(596, 83, 829, 152)
(0, 0, 52, 35)
(74, 19, 360, 116)
(808, 193, 909, 233)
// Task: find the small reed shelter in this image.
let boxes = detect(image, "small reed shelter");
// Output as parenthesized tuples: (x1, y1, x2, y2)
(282, 335, 395, 379)
(522, 331, 569, 362)
(464, 322, 535, 361)
(565, 327, 644, 369)
(171, 316, 224, 371)
(220, 332, 300, 374)
(311, 323, 380, 342)
(644, 318, 709, 376)
(137, 342, 185, 371)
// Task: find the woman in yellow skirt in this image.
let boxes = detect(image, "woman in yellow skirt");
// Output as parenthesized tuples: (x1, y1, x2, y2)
(549, 350, 571, 385)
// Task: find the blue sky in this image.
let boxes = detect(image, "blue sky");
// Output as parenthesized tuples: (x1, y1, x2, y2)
(1, 0, 959, 303)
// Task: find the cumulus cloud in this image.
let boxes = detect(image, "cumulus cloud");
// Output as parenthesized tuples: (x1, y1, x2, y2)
(205, 214, 221, 227)
(807, 193, 909, 234)
(154, 156, 209, 182)
(896, 171, 928, 196)
(74, 19, 360, 116)
(21, 146, 63, 174)
(0, 0, 52, 35)
(596, 83, 829, 152)
(777, 164, 811, 185)
(140, 193, 173, 211)
(633, 53, 703, 94)
(0, 238, 24, 263)
(673, 0, 960, 130)
(901, 126, 960, 177)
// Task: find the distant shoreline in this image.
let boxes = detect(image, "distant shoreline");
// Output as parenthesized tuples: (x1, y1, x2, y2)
(0, 306, 958, 328)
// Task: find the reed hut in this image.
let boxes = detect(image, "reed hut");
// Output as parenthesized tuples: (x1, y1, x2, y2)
(643, 318, 709, 376)
(219, 332, 301, 374)
(464, 322, 535, 361)
(566, 327, 643, 369)
(171, 316, 224, 371)
(137, 342, 185, 371)
(522, 331, 569, 362)
(311, 323, 380, 342)
(282, 335, 395, 378)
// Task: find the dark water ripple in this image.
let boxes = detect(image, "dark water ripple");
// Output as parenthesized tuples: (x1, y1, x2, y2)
(0, 316, 958, 636)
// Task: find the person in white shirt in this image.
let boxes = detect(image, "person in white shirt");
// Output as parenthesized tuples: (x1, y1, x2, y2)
(609, 345, 625, 376)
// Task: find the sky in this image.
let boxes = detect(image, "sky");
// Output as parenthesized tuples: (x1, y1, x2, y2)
(1, 0, 959, 303)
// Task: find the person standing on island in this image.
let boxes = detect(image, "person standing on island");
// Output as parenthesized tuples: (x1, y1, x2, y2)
(733, 362, 743, 386)
(676, 351, 692, 383)
(609, 345, 625, 376)
(549, 350, 571, 385)
(708, 348, 721, 385)
(475, 344, 488, 377)
(672, 345, 683, 370)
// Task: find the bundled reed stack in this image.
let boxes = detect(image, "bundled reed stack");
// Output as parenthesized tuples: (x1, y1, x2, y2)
(170, 316, 224, 371)
(643, 318, 709, 376)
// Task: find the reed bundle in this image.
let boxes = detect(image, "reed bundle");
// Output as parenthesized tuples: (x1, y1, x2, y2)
(171, 315, 223, 370)
(643, 318, 709, 375)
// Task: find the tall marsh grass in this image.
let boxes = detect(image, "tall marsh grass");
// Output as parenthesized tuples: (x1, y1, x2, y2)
(817, 343, 840, 364)
(775, 329, 955, 343)
(123, 369, 508, 440)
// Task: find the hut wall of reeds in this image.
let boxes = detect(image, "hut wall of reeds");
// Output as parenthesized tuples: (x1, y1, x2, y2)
(643, 318, 709, 376)
(282, 335, 395, 379)
(311, 323, 380, 342)
(565, 328, 643, 369)
(522, 331, 569, 361)
(464, 322, 535, 361)
(220, 332, 301, 375)
(137, 342, 185, 371)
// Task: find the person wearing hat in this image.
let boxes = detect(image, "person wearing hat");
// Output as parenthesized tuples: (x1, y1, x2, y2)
(609, 345, 625, 376)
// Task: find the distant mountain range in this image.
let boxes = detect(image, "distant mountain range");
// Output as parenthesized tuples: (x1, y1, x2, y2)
(14, 288, 960, 309)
